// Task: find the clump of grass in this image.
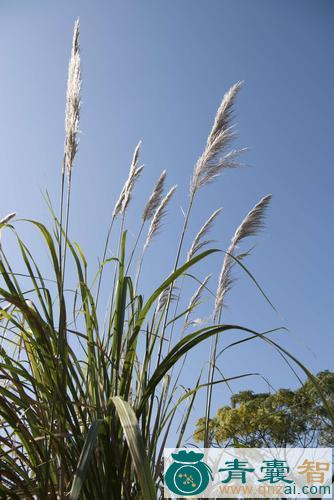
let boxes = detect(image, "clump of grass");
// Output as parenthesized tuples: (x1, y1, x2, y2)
(0, 20, 332, 500)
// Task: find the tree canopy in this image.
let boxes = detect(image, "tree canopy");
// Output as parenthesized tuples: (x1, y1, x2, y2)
(194, 371, 334, 447)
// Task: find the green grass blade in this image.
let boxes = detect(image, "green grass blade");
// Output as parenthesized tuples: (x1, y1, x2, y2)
(112, 396, 157, 500)
(69, 419, 105, 500)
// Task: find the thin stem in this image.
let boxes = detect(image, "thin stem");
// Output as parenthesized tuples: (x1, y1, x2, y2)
(204, 307, 222, 447)
(58, 174, 72, 498)
(107, 214, 125, 372)
(58, 164, 66, 288)
(125, 220, 145, 276)
(61, 173, 72, 284)
(96, 214, 116, 306)
(157, 192, 195, 366)
(45, 163, 66, 499)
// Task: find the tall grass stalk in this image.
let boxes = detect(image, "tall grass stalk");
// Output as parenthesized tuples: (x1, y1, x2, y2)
(0, 21, 333, 500)
(204, 194, 272, 446)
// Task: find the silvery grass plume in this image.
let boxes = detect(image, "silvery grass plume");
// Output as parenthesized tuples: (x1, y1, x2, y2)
(157, 285, 179, 312)
(113, 141, 144, 217)
(190, 81, 245, 195)
(187, 208, 222, 261)
(142, 170, 167, 222)
(0, 212, 16, 225)
(63, 19, 81, 177)
(184, 274, 212, 328)
(214, 194, 272, 319)
(143, 185, 177, 250)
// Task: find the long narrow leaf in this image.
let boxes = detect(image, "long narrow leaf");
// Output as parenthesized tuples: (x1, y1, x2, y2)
(69, 419, 105, 500)
(112, 396, 157, 500)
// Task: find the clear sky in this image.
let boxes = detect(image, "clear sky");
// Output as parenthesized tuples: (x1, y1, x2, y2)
(0, 1, 333, 433)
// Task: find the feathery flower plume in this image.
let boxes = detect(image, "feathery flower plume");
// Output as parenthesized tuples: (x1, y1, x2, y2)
(214, 194, 272, 318)
(63, 19, 81, 177)
(0, 212, 16, 225)
(184, 274, 212, 327)
(190, 81, 244, 195)
(187, 208, 222, 261)
(157, 285, 179, 312)
(142, 170, 167, 222)
(143, 185, 177, 250)
(113, 141, 143, 218)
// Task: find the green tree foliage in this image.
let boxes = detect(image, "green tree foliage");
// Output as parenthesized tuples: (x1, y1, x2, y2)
(194, 371, 334, 448)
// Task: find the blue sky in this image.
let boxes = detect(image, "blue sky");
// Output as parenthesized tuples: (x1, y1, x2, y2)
(0, 1, 333, 433)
